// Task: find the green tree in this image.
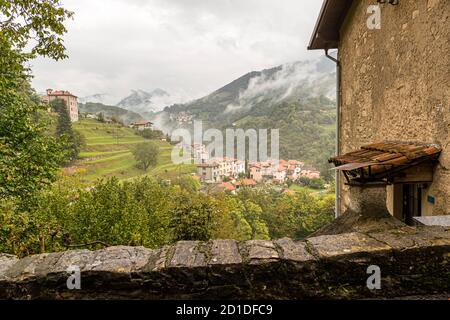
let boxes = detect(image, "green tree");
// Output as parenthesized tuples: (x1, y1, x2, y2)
(0, 0, 73, 60)
(298, 176, 326, 190)
(138, 128, 164, 140)
(110, 115, 120, 123)
(171, 175, 201, 193)
(0, 0, 72, 202)
(0, 39, 62, 202)
(0, 175, 336, 257)
(132, 142, 159, 171)
(52, 98, 84, 163)
(170, 191, 217, 241)
(241, 200, 269, 240)
(237, 172, 247, 179)
(97, 112, 105, 123)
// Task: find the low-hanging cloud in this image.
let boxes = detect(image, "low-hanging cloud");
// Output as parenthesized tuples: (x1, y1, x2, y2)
(224, 57, 336, 114)
(31, 0, 324, 104)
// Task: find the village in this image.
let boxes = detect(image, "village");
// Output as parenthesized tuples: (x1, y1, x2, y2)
(189, 143, 322, 193)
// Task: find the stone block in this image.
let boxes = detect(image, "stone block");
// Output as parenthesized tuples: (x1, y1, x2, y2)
(3, 252, 63, 281)
(209, 240, 242, 265)
(0, 254, 18, 279)
(240, 240, 279, 264)
(307, 232, 391, 259)
(274, 238, 315, 262)
(168, 241, 206, 268)
(86, 246, 155, 273)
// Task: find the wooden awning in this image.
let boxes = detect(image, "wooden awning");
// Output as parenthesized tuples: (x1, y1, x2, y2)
(329, 141, 441, 185)
(308, 0, 354, 50)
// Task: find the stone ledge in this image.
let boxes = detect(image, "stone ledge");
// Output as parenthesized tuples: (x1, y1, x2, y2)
(0, 227, 449, 299)
(306, 232, 392, 259)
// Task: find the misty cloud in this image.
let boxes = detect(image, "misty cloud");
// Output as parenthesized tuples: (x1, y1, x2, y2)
(224, 57, 336, 114)
(31, 0, 324, 104)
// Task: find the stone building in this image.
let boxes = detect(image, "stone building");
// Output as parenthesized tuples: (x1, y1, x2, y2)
(309, 0, 449, 224)
(43, 89, 79, 122)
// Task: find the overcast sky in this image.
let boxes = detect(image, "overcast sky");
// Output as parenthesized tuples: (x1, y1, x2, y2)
(31, 0, 324, 104)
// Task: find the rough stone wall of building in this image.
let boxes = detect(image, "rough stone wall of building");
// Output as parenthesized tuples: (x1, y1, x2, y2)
(68, 95, 79, 123)
(338, 0, 450, 214)
(48, 95, 78, 122)
(0, 227, 449, 299)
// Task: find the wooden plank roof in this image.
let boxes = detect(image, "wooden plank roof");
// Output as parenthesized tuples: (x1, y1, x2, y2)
(308, 0, 354, 50)
(329, 141, 441, 183)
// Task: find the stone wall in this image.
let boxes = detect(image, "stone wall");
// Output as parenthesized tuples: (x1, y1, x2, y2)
(0, 226, 449, 299)
(338, 0, 450, 214)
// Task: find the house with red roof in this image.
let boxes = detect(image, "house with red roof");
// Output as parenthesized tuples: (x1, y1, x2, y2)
(43, 89, 79, 122)
(235, 178, 257, 190)
(219, 182, 236, 193)
(130, 120, 153, 131)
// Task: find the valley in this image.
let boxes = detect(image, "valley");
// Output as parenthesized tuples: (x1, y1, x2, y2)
(79, 57, 337, 179)
(68, 119, 196, 184)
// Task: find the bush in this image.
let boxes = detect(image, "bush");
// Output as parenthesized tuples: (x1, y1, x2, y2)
(137, 128, 165, 140)
(298, 176, 326, 190)
(0, 176, 335, 257)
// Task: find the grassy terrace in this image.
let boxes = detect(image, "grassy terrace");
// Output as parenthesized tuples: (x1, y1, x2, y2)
(69, 119, 196, 184)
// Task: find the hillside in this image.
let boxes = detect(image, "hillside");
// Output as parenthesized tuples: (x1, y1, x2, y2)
(161, 57, 335, 125)
(78, 102, 144, 125)
(69, 119, 196, 184)
(234, 98, 336, 179)
(151, 57, 337, 178)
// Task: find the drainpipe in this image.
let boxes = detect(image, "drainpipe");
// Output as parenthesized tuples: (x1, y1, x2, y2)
(325, 49, 341, 218)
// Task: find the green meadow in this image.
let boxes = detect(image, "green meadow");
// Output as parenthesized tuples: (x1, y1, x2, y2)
(69, 119, 196, 184)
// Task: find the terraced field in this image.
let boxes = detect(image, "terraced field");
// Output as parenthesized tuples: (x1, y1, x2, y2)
(70, 119, 196, 184)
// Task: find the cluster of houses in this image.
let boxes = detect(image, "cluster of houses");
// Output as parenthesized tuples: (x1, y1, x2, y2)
(194, 143, 321, 189)
(249, 159, 320, 183)
(213, 179, 258, 193)
(169, 111, 193, 125)
(200, 158, 322, 194)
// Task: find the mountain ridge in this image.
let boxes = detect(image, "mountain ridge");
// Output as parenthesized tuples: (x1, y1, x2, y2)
(78, 102, 144, 125)
(117, 88, 171, 114)
(158, 56, 336, 128)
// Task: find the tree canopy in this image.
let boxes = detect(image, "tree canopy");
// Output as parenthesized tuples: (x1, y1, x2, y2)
(0, 38, 62, 202)
(52, 98, 84, 164)
(133, 142, 160, 171)
(0, 0, 73, 60)
(0, 176, 334, 257)
(0, 0, 72, 202)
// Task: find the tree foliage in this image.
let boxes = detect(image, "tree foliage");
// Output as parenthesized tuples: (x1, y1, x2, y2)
(0, 0, 74, 60)
(132, 142, 160, 171)
(52, 98, 84, 164)
(0, 0, 72, 202)
(0, 176, 334, 257)
(137, 128, 165, 140)
(0, 37, 62, 203)
(298, 176, 326, 190)
(170, 191, 217, 241)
